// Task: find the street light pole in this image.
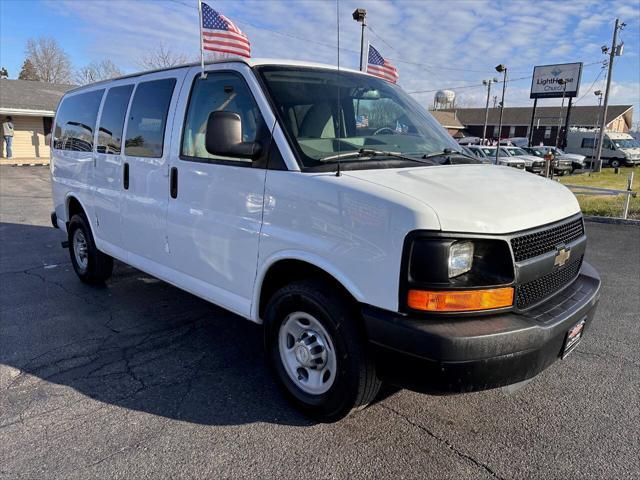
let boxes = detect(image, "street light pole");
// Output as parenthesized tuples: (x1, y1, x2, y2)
(481, 78, 497, 145)
(494, 64, 507, 165)
(352, 8, 367, 71)
(554, 79, 568, 148)
(594, 18, 626, 172)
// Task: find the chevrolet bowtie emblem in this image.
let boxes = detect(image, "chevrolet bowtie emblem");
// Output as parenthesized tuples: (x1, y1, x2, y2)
(554, 247, 571, 267)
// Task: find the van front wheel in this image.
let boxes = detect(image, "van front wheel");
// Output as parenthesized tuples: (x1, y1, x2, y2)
(264, 280, 381, 422)
(68, 214, 113, 284)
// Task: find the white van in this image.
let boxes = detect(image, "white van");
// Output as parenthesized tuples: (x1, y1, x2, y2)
(565, 130, 640, 167)
(50, 59, 601, 421)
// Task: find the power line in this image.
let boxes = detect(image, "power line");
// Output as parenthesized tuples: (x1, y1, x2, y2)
(366, 24, 496, 74)
(406, 61, 604, 95)
(573, 63, 607, 105)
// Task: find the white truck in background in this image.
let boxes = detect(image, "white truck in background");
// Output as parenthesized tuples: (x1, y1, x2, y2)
(565, 129, 640, 168)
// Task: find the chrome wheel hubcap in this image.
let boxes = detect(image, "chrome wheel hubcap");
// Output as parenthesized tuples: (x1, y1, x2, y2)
(278, 312, 336, 395)
(72, 229, 89, 271)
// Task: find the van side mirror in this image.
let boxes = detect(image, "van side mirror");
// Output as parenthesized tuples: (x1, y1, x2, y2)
(205, 111, 262, 160)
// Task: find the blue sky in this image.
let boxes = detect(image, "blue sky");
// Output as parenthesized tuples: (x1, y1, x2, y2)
(1, 0, 639, 122)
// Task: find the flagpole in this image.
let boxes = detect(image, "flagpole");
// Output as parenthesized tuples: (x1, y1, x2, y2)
(198, 0, 205, 78)
(364, 42, 370, 73)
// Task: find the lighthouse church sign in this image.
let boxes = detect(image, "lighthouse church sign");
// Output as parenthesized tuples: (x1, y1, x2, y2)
(530, 62, 583, 99)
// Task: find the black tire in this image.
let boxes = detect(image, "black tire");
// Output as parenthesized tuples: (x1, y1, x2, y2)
(68, 213, 113, 284)
(609, 158, 621, 168)
(264, 280, 381, 422)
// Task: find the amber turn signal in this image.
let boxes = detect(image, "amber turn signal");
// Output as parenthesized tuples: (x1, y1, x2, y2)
(407, 287, 514, 312)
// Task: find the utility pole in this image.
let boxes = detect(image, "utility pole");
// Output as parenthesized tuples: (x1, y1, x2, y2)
(594, 18, 626, 172)
(495, 64, 507, 165)
(492, 95, 498, 108)
(481, 78, 498, 145)
(352, 9, 367, 71)
(554, 79, 568, 148)
(590, 90, 603, 172)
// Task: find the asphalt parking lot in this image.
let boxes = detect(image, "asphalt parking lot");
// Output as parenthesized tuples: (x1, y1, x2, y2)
(1, 166, 639, 480)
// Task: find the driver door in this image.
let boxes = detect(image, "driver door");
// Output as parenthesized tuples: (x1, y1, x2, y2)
(165, 66, 272, 318)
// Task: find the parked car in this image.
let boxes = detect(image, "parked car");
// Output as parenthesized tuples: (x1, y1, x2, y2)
(524, 146, 573, 176)
(565, 130, 640, 167)
(502, 146, 545, 174)
(507, 137, 530, 148)
(548, 147, 586, 172)
(50, 59, 601, 421)
(467, 145, 526, 170)
(457, 136, 481, 145)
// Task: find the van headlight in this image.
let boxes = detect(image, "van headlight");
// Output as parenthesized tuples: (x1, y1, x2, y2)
(403, 235, 515, 313)
(448, 241, 474, 278)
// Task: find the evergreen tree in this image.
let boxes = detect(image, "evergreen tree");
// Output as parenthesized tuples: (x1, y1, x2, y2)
(18, 59, 39, 81)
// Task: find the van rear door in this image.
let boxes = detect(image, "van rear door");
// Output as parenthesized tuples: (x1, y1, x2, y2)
(120, 71, 185, 266)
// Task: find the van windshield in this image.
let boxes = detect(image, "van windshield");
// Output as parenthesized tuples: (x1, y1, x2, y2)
(613, 139, 637, 149)
(256, 66, 462, 170)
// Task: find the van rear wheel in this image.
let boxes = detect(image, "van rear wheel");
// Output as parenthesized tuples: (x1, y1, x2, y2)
(68, 214, 113, 284)
(264, 280, 381, 422)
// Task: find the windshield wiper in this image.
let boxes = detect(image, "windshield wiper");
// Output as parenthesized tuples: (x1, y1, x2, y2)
(319, 148, 435, 165)
(422, 148, 478, 163)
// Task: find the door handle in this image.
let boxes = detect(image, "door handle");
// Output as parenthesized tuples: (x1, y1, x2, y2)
(123, 162, 129, 190)
(170, 167, 178, 198)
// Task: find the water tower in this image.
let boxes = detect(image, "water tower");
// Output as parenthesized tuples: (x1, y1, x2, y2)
(433, 89, 456, 110)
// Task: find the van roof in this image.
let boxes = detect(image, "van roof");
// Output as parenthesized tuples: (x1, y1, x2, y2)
(65, 58, 366, 94)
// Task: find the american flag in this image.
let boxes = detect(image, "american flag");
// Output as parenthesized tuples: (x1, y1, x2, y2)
(355, 114, 369, 128)
(201, 3, 251, 58)
(366, 44, 398, 83)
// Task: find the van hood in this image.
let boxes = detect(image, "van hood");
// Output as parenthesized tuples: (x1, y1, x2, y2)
(345, 164, 580, 234)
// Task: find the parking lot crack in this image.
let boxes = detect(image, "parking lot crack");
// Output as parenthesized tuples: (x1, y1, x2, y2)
(380, 404, 506, 480)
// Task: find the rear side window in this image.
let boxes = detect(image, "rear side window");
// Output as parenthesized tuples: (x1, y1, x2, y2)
(97, 85, 134, 154)
(125, 78, 176, 158)
(581, 137, 595, 149)
(53, 89, 104, 151)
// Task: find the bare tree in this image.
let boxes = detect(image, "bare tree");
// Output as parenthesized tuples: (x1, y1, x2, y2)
(137, 44, 188, 70)
(74, 59, 123, 85)
(25, 37, 72, 84)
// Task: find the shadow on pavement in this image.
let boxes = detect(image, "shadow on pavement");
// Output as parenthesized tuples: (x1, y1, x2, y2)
(1, 222, 401, 428)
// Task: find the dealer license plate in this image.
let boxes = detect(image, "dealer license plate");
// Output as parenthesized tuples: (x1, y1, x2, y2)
(562, 318, 586, 359)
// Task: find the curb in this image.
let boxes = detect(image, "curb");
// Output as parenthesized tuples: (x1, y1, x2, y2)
(584, 215, 640, 226)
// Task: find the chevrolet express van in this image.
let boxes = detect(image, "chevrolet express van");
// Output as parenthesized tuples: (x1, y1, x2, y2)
(51, 59, 601, 421)
(565, 130, 640, 168)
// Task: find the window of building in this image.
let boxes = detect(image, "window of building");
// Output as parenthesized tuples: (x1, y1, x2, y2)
(53, 89, 104, 151)
(181, 72, 266, 162)
(508, 126, 516, 137)
(97, 84, 134, 155)
(125, 78, 176, 158)
(581, 137, 596, 149)
(544, 126, 551, 139)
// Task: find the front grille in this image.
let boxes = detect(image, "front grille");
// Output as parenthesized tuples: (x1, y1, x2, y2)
(516, 256, 583, 309)
(511, 217, 584, 262)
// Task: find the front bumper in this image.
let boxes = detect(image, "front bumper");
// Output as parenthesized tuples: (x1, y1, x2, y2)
(362, 261, 601, 393)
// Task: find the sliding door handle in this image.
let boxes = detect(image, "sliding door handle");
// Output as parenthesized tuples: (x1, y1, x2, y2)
(123, 162, 129, 190)
(170, 167, 178, 198)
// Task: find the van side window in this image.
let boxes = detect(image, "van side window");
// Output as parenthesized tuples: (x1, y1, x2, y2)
(125, 78, 176, 158)
(53, 89, 104, 151)
(581, 138, 595, 149)
(97, 85, 134, 154)
(181, 72, 266, 162)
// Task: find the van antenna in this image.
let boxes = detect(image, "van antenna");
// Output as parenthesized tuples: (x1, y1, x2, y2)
(335, 0, 342, 177)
